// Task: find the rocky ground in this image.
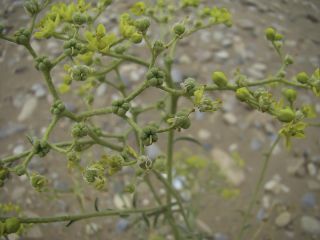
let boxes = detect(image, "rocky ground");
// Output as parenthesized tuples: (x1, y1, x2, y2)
(0, 0, 320, 239)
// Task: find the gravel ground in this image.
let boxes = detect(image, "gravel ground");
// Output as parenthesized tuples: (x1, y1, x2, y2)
(0, 0, 320, 239)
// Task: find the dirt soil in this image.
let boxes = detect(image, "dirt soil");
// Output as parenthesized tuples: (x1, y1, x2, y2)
(1, 0, 320, 240)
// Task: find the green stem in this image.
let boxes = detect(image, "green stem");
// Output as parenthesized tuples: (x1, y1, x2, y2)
(0, 206, 171, 224)
(43, 116, 59, 141)
(238, 135, 281, 240)
(153, 170, 192, 232)
(87, 128, 123, 151)
(103, 52, 149, 67)
(43, 71, 59, 100)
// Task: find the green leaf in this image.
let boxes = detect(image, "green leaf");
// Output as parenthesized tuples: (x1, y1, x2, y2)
(174, 136, 203, 148)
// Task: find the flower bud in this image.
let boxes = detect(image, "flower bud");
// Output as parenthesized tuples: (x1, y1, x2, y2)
(112, 99, 130, 116)
(153, 40, 165, 54)
(296, 72, 309, 84)
(70, 65, 91, 81)
(141, 125, 158, 146)
(146, 67, 166, 87)
(236, 87, 251, 101)
(30, 173, 47, 192)
(130, 32, 143, 44)
(283, 88, 297, 103)
(265, 27, 276, 41)
(274, 33, 283, 41)
(50, 100, 65, 115)
(72, 12, 87, 25)
(182, 77, 197, 95)
(13, 165, 26, 176)
(114, 45, 127, 54)
(212, 71, 228, 87)
(35, 56, 52, 72)
(0, 168, 9, 180)
(24, 0, 40, 16)
(4, 218, 20, 234)
(14, 28, 31, 45)
(33, 139, 50, 157)
(284, 55, 294, 66)
(71, 122, 88, 138)
(174, 111, 191, 129)
(277, 107, 295, 122)
(135, 18, 150, 33)
(173, 24, 186, 36)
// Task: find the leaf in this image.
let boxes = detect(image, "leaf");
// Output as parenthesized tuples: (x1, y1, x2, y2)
(58, 83, 70, 94)
(142, 212, 150, 229)
(194, 86, 205, 106)
(94, 198, 99, 212)
(174, 136, 203, 148)
(65, 220, 75, 227)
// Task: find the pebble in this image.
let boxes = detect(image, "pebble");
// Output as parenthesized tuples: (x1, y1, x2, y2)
(287, 158, 306, 177)
(0, 123, 26, 139)
(116, 219, 129, 233)
(17, 96, 38, 121)
(198, 129, 211, 140)
(146, 144, 161, 159)
(257, 208, 268, 221)
(26, 225, 43, 239)
(85, 223, 100, 235)
(96, 83, 108, 97)
(214, 233, 229, 240)
(264, 175, 290, 194)
(172, 67, 183, 83)
(211, 148, 245, 186)
(301, 192, 317, 209)
(13, 144, 25, 155)
(223, 112, 237, 125)
(31, 83, 47, 98)
(307, 163, 317, 176)
(215, 50, 230, 62)
(301, 216, 320, 235)
(275, 211, 291, 227)
(179, 54, 191, 64)
(238, 19, 255, 31)
(250, 138, 263, 151)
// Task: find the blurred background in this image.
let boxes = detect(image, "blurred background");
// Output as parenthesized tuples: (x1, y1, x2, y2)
(0, 0, 320, 239)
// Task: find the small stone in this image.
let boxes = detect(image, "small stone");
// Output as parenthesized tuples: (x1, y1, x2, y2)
(287, 158, 306, 177)
(211, 148, 245, 186)
(31, 83, 47, 98)
(96, 83, 108, 97)
(172, 68, 183, 83)
(146, 144, 161, 159)
(301, 192, 317, 209)
(198, 129, 211, 140)
(215, 50, 229, 62)
(250, 138, 262, 151)
(307, 163, 317, 176)
(0, 123, 26, 139)
(18, 97, 38, 121)
(13, 145, 25, 155)
(238, 19, 255, 31)
(257, 208, 268, 221)
(116, 219, 129, 233)
(275, 212, 291, 228)
(214, 233, 229, 240)
(264, 175, 290, 194)
(301, 216, 320, 235)
(223, 113, 237, 125)
(179, 54, 191, 64)
(85, 223, 100, 235)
